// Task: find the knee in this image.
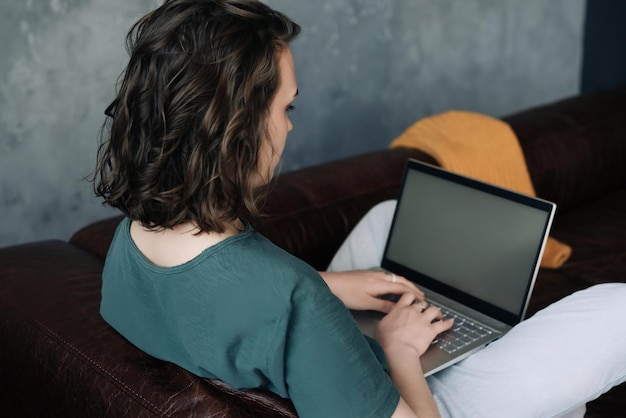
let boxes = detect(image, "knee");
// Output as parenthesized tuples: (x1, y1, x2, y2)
(579, 283, 626, 316)
(585, 282, 626, 298)
(544, 283, 626, 321)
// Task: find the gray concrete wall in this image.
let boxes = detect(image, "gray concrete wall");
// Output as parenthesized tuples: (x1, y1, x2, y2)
(0, 0, 585, 248)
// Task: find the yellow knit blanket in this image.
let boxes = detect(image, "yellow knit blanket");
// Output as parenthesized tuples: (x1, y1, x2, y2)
(390, 110, 571, 269)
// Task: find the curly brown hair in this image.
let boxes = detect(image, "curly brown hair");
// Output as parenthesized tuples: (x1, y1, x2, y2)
(93, 0, 300, 233)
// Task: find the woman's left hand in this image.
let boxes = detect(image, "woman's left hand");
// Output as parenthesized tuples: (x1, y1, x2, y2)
(319, 270, 425, 313)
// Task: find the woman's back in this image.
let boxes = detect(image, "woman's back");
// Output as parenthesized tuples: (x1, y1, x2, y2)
(101, 217, 400, 417)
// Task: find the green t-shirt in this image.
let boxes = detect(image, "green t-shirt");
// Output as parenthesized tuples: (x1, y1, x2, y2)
(101, 218, 400, 418)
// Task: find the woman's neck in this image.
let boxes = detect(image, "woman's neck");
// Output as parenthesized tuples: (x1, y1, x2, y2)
(129, 219, 243, 267)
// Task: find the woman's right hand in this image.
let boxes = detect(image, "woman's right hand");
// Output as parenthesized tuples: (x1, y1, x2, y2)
(375, 292, 454, 358)
(378, 293, 453, 418)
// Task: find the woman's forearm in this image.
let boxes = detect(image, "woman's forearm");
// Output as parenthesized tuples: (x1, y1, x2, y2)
(388, 350, 440, 418)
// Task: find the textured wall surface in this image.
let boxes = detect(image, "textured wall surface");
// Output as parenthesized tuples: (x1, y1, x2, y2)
(0, 0, 585, 247)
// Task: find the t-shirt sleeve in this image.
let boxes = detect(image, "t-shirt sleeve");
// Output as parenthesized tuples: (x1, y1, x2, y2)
(268, 277, 400, 418)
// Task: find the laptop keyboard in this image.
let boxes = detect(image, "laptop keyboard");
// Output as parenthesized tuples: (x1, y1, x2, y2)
(429, 302, 494, 354)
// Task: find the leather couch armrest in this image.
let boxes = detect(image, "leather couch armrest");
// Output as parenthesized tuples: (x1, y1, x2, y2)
(70, 215, 124, 260)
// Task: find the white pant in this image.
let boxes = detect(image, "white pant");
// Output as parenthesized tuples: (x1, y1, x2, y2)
(328, 200, 626, 418)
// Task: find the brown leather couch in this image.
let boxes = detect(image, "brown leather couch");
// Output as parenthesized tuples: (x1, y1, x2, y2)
(1, 86, 625, 417)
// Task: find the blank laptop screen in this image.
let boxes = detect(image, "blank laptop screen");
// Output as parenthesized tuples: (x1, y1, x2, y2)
(384, 162, 553, 320)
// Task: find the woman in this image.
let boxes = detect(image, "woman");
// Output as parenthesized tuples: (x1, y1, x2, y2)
(94, 1, 626, 417)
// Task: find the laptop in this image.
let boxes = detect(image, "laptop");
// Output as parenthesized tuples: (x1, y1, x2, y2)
(353, 159, 556, 376)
